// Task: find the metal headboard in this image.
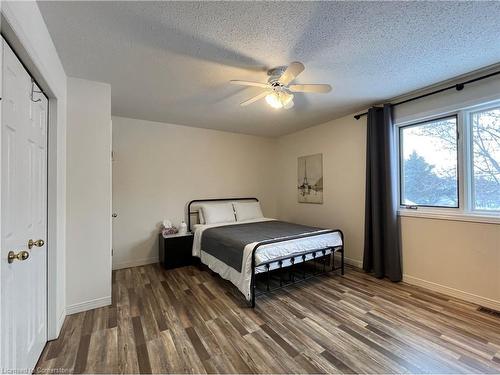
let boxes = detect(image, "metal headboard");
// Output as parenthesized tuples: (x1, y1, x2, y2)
(187, 197, 259, 232)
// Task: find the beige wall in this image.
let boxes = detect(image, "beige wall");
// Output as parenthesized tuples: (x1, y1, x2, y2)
(111, 116, 278, 270)
(401, 217, 499, 309)
(275, 114, 367, 266)
(393, 74, 500, 310)
(275, 113, 500, 310)
(111, 80, 500, 309)
(66, 78, 112, 314)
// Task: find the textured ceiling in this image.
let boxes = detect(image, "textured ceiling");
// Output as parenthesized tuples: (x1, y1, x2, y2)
(38, 1, 500, 137)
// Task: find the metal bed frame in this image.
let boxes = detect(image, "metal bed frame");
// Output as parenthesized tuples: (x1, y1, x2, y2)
(187, 198, 344, 308)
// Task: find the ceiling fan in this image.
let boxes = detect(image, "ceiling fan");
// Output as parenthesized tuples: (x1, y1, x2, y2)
(230, 61, 332, 109)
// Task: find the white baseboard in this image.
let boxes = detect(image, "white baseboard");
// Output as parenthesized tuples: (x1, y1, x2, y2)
(66, 296, 111, 315)
(57, 309, 66, 336)
(334, 253, 363, 269)
(112, 256, 158, 270)
(344, 257, 363, 269)
(333, 256, 499, 311)
(403, 274, 500, 311)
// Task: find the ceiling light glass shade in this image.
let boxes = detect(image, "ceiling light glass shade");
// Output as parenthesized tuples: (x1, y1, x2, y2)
(265, 91, 294, 109)
(281, 92, 294, 107)
(265, 92, 283, 109)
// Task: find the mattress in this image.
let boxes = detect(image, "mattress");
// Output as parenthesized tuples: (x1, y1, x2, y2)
(192, 218, 343, 301)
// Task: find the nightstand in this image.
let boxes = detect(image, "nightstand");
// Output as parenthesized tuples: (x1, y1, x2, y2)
(159, 232, 195, 269)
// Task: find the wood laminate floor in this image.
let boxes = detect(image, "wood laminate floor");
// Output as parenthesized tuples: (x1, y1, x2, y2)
(36, 264, 500, 374)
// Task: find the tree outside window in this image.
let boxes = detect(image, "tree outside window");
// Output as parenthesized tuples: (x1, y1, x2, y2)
(399, 108, 500, 213)
(400, 117, 458, 208)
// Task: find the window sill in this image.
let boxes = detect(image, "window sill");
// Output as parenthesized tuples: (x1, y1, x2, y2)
(398, 209, 500, 225)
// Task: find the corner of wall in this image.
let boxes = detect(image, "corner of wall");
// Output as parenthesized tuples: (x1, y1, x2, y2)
(65, 77, 112, 314)
(66, 296, 111, 316)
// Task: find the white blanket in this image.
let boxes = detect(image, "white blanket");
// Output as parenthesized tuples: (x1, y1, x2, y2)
(192, 218, 343, 301)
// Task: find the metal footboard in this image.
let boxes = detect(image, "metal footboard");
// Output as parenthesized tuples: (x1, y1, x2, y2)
(249, 229, 344, 308)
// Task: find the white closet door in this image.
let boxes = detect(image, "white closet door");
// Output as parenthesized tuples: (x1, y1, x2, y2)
(1, 38, 48, 371)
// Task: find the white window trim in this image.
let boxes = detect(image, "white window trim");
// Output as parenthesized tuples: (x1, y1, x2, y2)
(398, 208, 500, 225)
(395, 100, 500, 224)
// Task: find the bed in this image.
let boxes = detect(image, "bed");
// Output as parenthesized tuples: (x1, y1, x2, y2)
(188, 198, 344, 307)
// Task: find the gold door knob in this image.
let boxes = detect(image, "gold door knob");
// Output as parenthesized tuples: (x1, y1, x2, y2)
(28, 239, 44, 249)
(7, 251, 30, 264)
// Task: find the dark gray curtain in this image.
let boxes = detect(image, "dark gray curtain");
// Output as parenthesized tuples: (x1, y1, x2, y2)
(363, 104, 402, 281)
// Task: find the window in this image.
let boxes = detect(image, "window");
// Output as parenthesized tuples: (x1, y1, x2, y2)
(397, 103, 500, 219)
(471, 107, 500, 211)
(400, 116, 458, 208)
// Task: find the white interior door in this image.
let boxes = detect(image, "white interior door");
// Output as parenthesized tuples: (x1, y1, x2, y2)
(1, 38, 48, 371)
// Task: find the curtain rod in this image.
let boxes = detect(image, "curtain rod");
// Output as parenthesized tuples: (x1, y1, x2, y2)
(353, 70, 500, 120)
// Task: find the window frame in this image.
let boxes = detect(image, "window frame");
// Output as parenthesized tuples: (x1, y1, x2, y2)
(397, 114, 460, 210)
(396, 101, 500, 222)
(466, 104, 500, 214)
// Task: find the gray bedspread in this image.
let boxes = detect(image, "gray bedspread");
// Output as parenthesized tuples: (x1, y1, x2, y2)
(201, 220, 325, 272)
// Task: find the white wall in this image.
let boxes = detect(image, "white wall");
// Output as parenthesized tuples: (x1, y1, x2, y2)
(275, 75, 500, 310)
(66, 78, 112, 314)
(1, 1, 67, 339)
(394, 69, 500, 124)
(275, 114, 367, 267)
(112, 116, 277, 270)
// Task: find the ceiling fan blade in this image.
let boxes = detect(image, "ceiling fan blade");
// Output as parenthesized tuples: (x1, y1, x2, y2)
(230, 80, 269, 89)
(288, 84, 332, 93)
(240, 91, 269, 106)
(278, 61, 305, 85)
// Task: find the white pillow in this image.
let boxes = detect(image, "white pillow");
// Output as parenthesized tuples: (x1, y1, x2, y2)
(233, 201, 264, 221)
(200, 203, 236, 224)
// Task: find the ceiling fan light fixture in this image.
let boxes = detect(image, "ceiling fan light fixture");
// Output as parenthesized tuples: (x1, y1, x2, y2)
(265, 91, 294, 109)
(234, 61, 331, 109)
(265, 92, 283, 109)
(281, 92, 294, 107)
(284, 99, 294, 109)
